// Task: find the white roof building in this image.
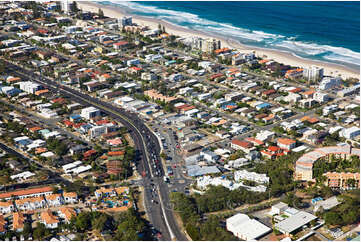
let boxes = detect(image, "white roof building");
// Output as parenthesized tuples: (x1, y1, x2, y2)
(234, 170, 270, 184)
(256, 130, 275, 142)
(39, 108, 58, 119)
(329, 126, 344, 134)
(43, 131, 61, 139)
(114, 96, 134, 106)
(80, 106, 101, 120)
(70, 165, 92, 174)
(11, 171, 35, 181)
(318, 77, 341, 90)
(41, 151, 56, 158)
(226, 213, 271, 240)
(313, 196, 340, 212)
(275, 211, 317, 235)
(339, 126, 360, 140)
(197, 175, 267, 192)
(270, 202, 289, 215)
(62, 161, 82, 173)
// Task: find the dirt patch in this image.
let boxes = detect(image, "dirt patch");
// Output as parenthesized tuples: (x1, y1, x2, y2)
(206, 197, 280, 216)
(124, 133, 135, 147)
(137, 186, 148, 220)
(172, 211, 192, 241)
(260, 232, 287, 241)
(305, 234, 322, 241)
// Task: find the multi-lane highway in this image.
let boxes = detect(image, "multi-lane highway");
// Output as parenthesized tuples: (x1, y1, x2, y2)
(4, 61, 187, 241)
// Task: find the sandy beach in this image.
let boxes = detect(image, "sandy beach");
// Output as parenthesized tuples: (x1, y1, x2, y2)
(78, 1, 360, 79)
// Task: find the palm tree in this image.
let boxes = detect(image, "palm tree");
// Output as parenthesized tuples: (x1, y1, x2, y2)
(346, 178, 356, 189)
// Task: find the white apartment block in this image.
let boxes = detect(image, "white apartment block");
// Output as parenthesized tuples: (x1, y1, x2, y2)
(234, 170, 270, 184)
(80, 106, 101, 120)
(88, 125, 107, 139)
(319, 77, 341, 90)
(303, 66, 324, 81)
(18, 81, 43, 94)
(339, 126, 360, 139)
(313, 92, 329, 103)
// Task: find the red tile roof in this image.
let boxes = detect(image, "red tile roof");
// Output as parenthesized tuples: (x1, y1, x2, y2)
(107, 151, 125, 156)
(114, 41, 129, 46)
(231, 139, 253, 148)
(277, 138, 296, 145)
(0, 186, 52, 200)
(83, 149, 97, 158)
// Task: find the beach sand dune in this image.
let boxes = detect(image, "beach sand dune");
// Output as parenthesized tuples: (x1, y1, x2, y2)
(78, 1, 359, 79)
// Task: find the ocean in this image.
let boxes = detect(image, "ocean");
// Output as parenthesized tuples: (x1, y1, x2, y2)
(100, 1, 360, 68)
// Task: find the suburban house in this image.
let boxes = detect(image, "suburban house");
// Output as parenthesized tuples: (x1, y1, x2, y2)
(261, 146, 288, 159)
(13, 212, 25, 232)
(63, 192, 78, 204)
(0, 215, 6, 234)
(41, 210, 59, 229)
(45, 194, 64, 207)
(231, 139, 256, 154)
(15, 197, 47, 211)
(58, 207, 77, 223)
(0, 202, 15, 214)
(277, 138, 297, 150)
(94, 188, 117, 198)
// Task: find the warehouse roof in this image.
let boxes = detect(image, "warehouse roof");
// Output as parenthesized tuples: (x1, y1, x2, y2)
(276, 211, 317, 234)
(227, 213, 271, 240)
(186, 165, 220, 177)
(314, 196, 340, 212)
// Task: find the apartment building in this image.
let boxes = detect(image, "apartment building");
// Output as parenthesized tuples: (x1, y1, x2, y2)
(324, 172, 360, 189)
(0, 186, 53, 201)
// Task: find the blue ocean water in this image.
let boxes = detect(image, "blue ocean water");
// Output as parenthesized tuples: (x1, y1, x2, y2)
(101, 1, 360, 68)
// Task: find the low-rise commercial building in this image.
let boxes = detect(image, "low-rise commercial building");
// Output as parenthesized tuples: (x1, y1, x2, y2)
(275, 211, 317, 235)
(226, 213, 271, 240)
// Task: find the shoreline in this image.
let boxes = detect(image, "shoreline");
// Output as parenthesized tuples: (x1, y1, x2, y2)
(78, 1, 360, 79)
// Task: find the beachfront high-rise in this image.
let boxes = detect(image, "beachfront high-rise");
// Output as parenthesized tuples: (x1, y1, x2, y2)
(203, 38, 221, 53)
(303, 65, 324, 82)
(60, 0, 70, 14)
(191, 38, 221, 53)
(120, 16, 132, 27)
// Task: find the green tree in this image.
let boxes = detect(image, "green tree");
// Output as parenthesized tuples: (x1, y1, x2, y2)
(186, 222, 201, 240)
(0, 60, 4, 74)
(92, 213, 113, 232)
(33, 222, 50, 240)
(160, 152, 167, 159)
(324, 211, 343, 225)
(114, 209, 145, 240)
(70, 1, 78, 12)
(98, 8, 104, 18)
(22, 222, 33, 238)
(74, 211, 92, 231)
